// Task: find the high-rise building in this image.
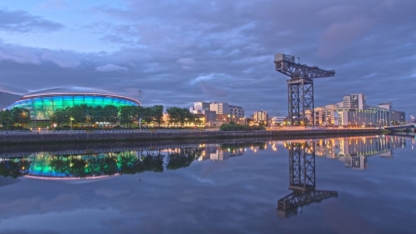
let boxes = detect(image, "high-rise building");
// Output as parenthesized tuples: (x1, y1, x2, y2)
(202, 110, 217, 123)
(194, 102, 210, 111)
(343, 94, 366, 110)
(378, 103, 392, 124)
(314, 104, 338, 126)
(253, 110, 268, 122)
(209, 102, 230, 115)
(315, 93, 392, 127)
(229, 105, 244, 118)
(391, 110, 406, 124)
(378, 103, 392, 112)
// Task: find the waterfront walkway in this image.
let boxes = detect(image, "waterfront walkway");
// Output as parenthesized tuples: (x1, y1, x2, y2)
(0, 128, 385, 144)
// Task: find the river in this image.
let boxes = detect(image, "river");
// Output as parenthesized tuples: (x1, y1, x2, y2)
(0, 135, 415, 233)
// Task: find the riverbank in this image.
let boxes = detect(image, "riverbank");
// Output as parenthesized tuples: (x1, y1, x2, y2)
(0, 128, 388, 145)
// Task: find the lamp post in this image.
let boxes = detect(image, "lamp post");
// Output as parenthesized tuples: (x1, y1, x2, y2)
(70, 117, 74, 130)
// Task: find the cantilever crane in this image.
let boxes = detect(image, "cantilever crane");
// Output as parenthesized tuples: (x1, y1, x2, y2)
(274, 54, 335, 126)
(277, 142, 338, 219)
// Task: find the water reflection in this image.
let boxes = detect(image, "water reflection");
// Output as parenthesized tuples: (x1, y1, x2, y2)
(0, 135, 412, 223)
(0, 136, 409, 180)
(315, 135, 407, 169)
(277, 142, 338, 219)
(0, 148, 205, 179)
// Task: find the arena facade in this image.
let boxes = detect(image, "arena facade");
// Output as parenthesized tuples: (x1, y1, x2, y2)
(4, 87, 141, 120)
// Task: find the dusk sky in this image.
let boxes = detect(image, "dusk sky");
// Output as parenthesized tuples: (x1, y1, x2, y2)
(0, 0, 414, 116)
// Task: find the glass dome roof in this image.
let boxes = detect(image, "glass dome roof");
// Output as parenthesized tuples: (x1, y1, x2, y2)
(24, 87, 118, 97)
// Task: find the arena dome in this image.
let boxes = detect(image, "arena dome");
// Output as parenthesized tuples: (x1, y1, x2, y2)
(5, 87, 141, 120)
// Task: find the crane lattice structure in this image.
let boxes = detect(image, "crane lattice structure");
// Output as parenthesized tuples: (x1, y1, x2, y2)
(274, 54, 335, 126)
(277, 142, 338, 219)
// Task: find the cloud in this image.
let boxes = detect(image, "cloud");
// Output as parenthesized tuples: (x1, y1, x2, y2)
(0, 8, 63, 33)
(0, 45, 41, 64)
(41, 51, 80, 68)
(0, 0, 416, 116)
(96, 64, 128, 72)
(0, 42, 80, 68)
(318, 17, 375, 57)
(37, 0, 69, 11)
(190, 73, 230, 85)
(199, 81, 228, 97)
(100, 35, 138, 46)
(176, 58, 195, 70)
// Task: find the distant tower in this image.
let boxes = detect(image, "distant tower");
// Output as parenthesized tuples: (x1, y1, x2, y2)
(138, 90, 142, 105)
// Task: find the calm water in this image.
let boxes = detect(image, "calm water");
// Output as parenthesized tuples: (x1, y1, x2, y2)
(0, 135, 415, 234)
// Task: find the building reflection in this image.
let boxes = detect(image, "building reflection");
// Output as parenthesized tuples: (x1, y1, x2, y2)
(0, 142, 270, 180)
(314, 135, 407, 169)
(196, 143, 256, 161)
(277, 135, 408, 218)
(0, 136, 408, 181)
(277, 142, 338, 219)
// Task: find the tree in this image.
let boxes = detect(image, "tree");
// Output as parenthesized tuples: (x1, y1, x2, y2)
(166, 107, 181, 127)
(166, 148, 197, 170)
(179, 108, 189, 126)
(120, 106, 137, 127)
(69, 105, 86, 126)
(0, 110, 14, 129)
(85, 106, 95, 126)
(50, 108, 69, 127)
(184, 109, 195, 126)
(151, 105, 164, 127)
(94, 106, 104, 122)
(0, 159, 30, 178)
(142, 107, 153, 127)
(11, 107, 30, 127)
(103, 105, 118, 124)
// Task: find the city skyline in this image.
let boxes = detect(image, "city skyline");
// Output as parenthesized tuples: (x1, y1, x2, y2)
(0, 0, 415, 117)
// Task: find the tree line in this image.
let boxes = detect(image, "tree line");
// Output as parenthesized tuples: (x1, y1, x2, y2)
(49, 104, 165, 128)
(0, 108, 31, 130)
(50, 104, 203, 128)
(219, 121, 265, 131)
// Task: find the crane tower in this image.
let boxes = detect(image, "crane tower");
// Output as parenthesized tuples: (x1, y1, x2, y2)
(274, 54, 335, 126)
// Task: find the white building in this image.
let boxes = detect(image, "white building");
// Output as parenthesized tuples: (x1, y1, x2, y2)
(210, 102, 230, 115)
(254, 110, 268, 122)
(315, 93, 391, 127)
(194, 102, 210, 111)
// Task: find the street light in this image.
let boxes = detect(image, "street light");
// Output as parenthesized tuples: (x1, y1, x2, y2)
(70, 117, 74, 130)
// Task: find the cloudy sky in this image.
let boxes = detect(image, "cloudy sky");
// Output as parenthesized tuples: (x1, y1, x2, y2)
(0, 0, 415, 116)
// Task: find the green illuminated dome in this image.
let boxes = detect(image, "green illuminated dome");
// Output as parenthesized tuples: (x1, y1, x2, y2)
(6, 87, 141, 120)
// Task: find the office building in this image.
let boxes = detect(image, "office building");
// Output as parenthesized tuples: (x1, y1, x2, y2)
(229, 105, 244, 118)
(254, 110, 268, 122)
(391, 110, 406, 124)
(315, 93, 392, 127)
(343, 94, 366, 110)
(193, 102, 210, 112)
(209, 102, 230, 115)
